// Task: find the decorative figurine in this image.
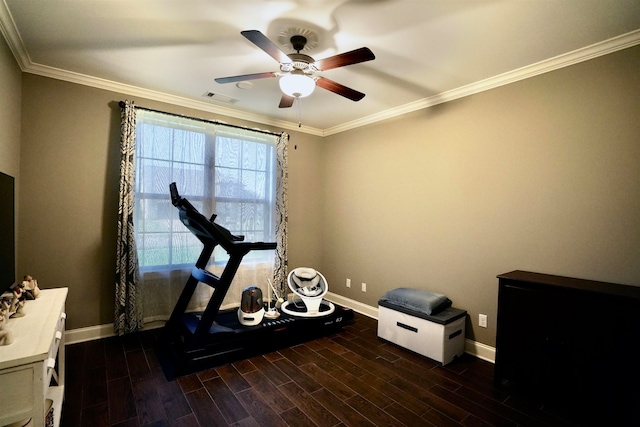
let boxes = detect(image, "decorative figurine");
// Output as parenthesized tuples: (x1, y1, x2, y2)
(9, 283, 23, 312)
(22, 275, 40, 299)
(0, 300, 13, 345)
(0, 294, 11, 309)
(10, 299, 26, 318)
(9, 283, 26, 318)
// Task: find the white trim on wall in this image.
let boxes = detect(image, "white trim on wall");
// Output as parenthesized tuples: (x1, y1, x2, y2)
(66, 293, 496, 364)
(323, 30, 640, 136)
(1, 0, 638, 138)
(65, 323, 115, 345)
(324, 291, 379, 319)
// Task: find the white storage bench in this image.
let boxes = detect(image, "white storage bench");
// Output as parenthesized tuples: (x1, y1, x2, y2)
(377, 289, 466, 365)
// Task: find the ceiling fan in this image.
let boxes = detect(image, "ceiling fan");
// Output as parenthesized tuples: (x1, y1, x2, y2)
(215, 30, 375, 108)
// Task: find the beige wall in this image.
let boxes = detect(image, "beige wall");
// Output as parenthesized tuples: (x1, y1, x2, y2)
(321, 45, 640, 346)
(12, 41, 640, 348)
(0, 34, 21, 177)
(18, 75, 324, 330)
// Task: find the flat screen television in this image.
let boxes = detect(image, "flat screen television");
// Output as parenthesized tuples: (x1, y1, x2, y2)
(0, 171, 16, 295)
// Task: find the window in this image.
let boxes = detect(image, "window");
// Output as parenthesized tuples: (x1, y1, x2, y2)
(134, 110, 277, 270)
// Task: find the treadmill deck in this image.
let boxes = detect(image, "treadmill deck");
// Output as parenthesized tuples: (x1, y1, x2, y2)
(158, 302, 354, 379)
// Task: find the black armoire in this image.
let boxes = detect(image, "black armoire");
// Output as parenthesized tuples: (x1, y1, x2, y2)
(495, 270, 640, 424)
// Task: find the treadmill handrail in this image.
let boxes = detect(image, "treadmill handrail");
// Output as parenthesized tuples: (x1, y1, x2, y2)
(169, 182, 276, 254)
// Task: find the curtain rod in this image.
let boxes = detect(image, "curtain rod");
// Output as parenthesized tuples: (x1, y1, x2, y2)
(118, 101, 283, 138)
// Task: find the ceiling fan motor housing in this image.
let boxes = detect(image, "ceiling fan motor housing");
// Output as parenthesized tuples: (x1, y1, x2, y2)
(290, 35, 308, 52)
(281, 53, 317, 74)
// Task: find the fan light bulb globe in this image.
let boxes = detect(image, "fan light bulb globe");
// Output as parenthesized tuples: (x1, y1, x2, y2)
(279, 73, 315, 98)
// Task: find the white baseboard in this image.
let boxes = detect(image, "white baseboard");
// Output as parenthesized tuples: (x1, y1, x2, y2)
(66, 293, 496, 364)
(464, 339, 496, 363)
(65, 323, 115, 345)
(65, 319, 166, 345)
(325, 291, 380, 319)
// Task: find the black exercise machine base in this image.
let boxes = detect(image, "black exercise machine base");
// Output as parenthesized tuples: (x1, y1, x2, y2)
(159, 184, 353, 379)
(157, 303, 354, 380)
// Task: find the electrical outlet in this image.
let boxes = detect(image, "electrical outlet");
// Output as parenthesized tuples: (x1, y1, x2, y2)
(479, 314, 487, 328)
(346, 278, 351, 288)
(362, 282, 367, 292)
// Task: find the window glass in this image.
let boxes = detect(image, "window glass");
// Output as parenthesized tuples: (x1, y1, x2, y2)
(134, 111, 277, 270)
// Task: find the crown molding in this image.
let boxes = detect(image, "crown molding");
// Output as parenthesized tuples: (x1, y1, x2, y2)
(0, 0, 29, 69)
(23, 62, 325, 136)
(323, 29, 640, 136)
(2, 0, 638, 136)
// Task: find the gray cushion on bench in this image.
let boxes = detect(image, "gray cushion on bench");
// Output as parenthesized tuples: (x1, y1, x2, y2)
(379, 287, 452, 316)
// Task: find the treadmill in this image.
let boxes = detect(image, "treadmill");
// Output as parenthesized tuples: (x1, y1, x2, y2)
(158, 183, 353, 378)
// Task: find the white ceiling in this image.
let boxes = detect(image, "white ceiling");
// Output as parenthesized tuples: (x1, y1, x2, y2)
(2, 0, 640, 135)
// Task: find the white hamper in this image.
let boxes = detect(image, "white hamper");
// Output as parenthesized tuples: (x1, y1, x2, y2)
(377, 290, 466, 365)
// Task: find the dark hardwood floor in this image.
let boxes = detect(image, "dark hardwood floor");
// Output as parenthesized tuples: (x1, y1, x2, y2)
(60, 313, 578, 427)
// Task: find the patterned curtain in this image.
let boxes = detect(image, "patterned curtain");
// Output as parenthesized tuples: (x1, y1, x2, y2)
(114, 100, 143, 335)
(273, 132, 289, 297)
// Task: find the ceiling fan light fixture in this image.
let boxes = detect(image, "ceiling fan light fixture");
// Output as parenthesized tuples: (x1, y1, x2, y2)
(279, 71, 315, 98)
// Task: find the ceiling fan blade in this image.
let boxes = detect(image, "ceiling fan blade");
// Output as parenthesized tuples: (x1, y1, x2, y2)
(315, 77, 365, 101)
(279, 95, 295, 108)
(215, 71, 277, 84)
(241, 30, 291, 64)
(314, 47, 375, 71)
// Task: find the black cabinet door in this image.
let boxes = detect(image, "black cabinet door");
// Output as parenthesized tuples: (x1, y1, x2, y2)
(495, 282, 558, 393)
(495, 271, 640, 424)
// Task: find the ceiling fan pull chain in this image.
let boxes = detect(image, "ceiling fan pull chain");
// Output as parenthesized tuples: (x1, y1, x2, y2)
(296, 98, 303, 127)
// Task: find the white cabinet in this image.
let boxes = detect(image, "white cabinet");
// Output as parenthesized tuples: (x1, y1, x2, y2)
(377, 304, 466, 365)
(0, 288, 68, 427)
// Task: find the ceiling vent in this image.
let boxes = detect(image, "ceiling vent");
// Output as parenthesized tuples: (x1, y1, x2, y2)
(202, 92, 237, 103)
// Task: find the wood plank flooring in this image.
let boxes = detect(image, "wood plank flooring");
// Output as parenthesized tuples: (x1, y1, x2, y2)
(60, 313, 578, 427)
